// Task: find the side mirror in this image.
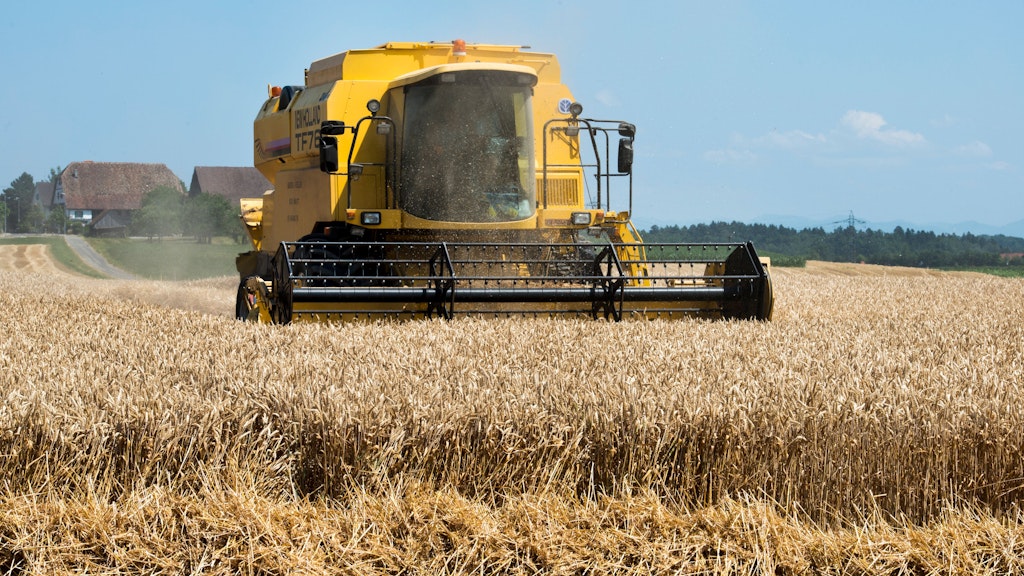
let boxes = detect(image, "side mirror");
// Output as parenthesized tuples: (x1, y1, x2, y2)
(319, 136, 339, 173)
(320, 121, 346, 136)
(617, 138, 634, 174)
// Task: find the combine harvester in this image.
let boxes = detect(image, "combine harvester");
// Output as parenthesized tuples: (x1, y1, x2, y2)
(235, 40, 773, 323)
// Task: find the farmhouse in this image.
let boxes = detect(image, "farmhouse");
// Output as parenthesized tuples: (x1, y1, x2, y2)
(54, 161, 184, 235)
(188, 166, 270, 206)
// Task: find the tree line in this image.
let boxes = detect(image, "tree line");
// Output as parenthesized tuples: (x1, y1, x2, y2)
(643, 222, 1024, 268)
(1, 171, 64, 234)
(2, 172, 240, 242)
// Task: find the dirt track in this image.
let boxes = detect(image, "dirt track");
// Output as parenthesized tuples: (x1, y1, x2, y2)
(63, 235, 136, 279)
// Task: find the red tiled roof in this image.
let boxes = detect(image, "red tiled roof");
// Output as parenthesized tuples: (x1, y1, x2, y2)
(59, 161, 184, 210)
(189, 166, 271, 204)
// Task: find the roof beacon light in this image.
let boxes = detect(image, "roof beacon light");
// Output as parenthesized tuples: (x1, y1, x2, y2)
(452, 39, 467, 57)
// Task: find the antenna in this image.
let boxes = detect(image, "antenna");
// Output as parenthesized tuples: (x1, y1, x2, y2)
(831, 210, 866, 262)
(832, 210, 866, 229)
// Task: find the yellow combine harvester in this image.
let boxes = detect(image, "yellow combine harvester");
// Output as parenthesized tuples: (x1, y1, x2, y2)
(235, 40, 773, 323)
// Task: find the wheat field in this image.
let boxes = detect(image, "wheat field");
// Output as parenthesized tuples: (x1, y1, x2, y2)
(1, 244, 1023, 574)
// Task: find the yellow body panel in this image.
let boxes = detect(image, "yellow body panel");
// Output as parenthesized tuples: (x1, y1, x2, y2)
(239, 197, 265, 251)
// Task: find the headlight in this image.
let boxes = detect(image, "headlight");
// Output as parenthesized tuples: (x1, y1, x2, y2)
(360, 212, 382, 225)
(571, 212, 591, 225)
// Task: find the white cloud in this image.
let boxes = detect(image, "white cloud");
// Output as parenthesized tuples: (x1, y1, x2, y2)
(758, 129, 827, 149)
(988, 160, 1012, 171)
(842, 110, 885, 137)
(954, 141, 992, 157)
(701, 126, 825, 168)
(840, 110, 926, 146)
(593, 89, 620, 108)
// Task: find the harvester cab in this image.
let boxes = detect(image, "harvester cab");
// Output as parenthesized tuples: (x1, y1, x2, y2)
(236, 40, 773, 323)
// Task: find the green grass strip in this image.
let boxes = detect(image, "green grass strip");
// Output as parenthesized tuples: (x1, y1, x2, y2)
(86, 237, 245, 280)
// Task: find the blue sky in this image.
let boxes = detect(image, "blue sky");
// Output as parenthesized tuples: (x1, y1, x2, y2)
(3, 1, 1021, 233)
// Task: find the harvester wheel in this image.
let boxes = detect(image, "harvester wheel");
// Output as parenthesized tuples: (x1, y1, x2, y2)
(293, 233, 391, 287)
(235, 280, 250, 320)
(235, 276, 263, 321)
(291, 235, 343, 287)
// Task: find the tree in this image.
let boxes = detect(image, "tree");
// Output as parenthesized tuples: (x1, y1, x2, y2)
(46, 207, 68, 234)
(184, 192, 237, 243)
(21, 203, 45, 234)
(2, 172, 36, 233)
(131, 186, 184, 239)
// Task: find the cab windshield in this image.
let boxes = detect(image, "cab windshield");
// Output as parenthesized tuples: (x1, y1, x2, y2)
(399, 70, 535, 222)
